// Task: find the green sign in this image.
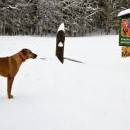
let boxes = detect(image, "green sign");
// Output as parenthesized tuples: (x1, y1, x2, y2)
(119, 18, 130, 46)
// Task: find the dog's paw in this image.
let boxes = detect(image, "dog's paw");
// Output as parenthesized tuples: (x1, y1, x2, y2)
(8, 95, 14, 99)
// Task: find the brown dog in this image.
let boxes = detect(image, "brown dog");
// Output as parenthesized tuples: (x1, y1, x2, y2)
(0, 48, 37, 99)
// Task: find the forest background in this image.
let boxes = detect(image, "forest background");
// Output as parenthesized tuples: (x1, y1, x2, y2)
(0, 0, 129, 36)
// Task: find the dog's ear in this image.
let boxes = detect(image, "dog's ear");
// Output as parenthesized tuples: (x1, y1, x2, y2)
(21, 49, 27, 55)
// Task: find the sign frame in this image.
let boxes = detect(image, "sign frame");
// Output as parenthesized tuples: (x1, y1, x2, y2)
(119, 15, 130, 46)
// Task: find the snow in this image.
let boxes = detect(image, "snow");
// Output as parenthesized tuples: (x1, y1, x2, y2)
(58, 42, 64, 47)
(0, 35, 130, 130)
(57, 23, 65, 32)
(118, 8, 130, 17)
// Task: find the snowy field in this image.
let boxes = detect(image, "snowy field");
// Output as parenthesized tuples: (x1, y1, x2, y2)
(0, 35, 130, 130)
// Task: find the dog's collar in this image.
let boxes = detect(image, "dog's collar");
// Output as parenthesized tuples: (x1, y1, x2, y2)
(18, 52, 26, 62)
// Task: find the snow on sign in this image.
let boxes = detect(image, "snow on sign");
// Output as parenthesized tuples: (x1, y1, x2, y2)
(56, 23, 65, 63)
(118, 9, 130, 46)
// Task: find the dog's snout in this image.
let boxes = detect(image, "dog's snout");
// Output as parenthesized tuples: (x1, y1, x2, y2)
(33, 53, 37, 59)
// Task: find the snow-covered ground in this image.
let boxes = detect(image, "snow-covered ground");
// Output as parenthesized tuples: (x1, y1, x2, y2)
(0, 35, 130, 130)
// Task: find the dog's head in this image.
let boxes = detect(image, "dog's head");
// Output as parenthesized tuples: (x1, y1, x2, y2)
(21, 48, 37, 60)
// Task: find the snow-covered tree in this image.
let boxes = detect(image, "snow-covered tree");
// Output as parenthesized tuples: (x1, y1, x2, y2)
(0, 0, 129, 36)
(57, 0, 100, 36)
(98, 0, 123, 34)
(37, 0, 61, 35)
(121, 0, 130, 10)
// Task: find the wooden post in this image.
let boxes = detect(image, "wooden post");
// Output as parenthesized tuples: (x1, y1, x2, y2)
(56, 23, 65, 63)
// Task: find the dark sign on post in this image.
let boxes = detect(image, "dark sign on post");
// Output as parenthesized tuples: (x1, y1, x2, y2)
(56, 23, 65, 63)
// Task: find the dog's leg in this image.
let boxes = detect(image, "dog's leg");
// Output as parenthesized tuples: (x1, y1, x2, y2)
(7, 77, 14, 99)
